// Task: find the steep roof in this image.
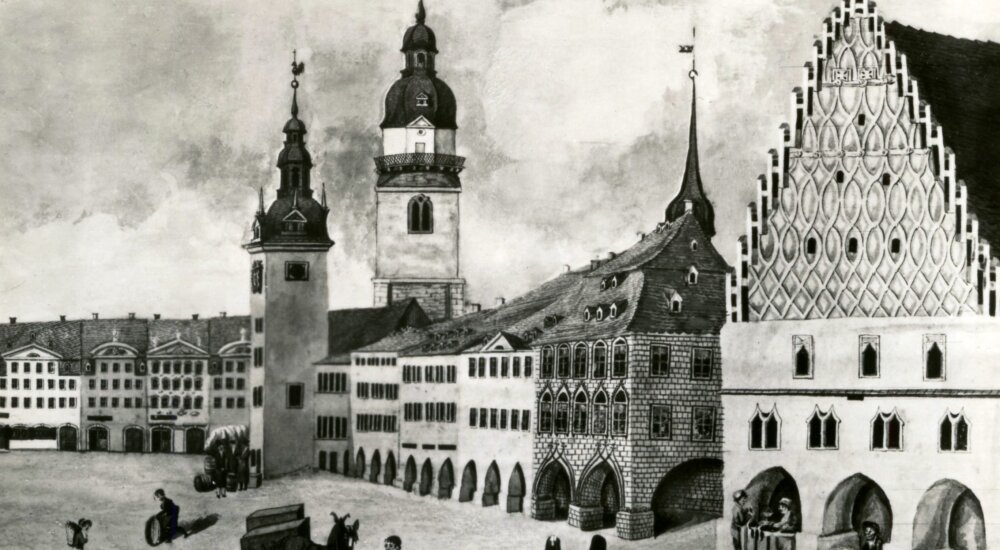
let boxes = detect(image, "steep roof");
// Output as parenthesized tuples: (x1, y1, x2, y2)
(208, 316, 251, 354)
(885, 22, 1000, 250)
(317, 299, 431, 365)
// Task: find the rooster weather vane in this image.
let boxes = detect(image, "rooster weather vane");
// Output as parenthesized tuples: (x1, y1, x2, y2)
(290, 49, 305, 89)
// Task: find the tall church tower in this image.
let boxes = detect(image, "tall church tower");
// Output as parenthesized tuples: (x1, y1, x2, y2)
(244, 55, 333, 478)
(372, 0, 466, 321)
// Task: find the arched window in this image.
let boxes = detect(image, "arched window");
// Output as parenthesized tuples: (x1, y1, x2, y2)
(554, 392, 570, 434)
(687, 266, 698, 285)
(793, 335, 813, 378)
(612, 339, 628, 378)
(611, 275, 619, 288)
(592, 342, 607, 378)
(539, 392, 553, 433)
(690, 240, 698, 251)
(609, 303, 618, 318)
(583, 308, 592, 321)
(671, 294, 683, 313)
(252, 221, 261, 240)
(612, 390, 628, 435)
(557, 345, 570, 378)
(835, 170, 845, 183)
(407, 195, 433, 234)
(596, 307, 604, 321)
(939, 412, 969, 451)
(749, 405, 781, 450)
(806, 238, 818, 255)
(572, 345, 587, 379)
(925, 336, 945, 380)
(871, 409, 903, 450)
(861, 340, 879, 377)
(807, 406, 839, 449)
(572, 391, 588, 434)
(416, 52, 426, 67)
(847, 237, 859, 256)
(592, 391, 608, 435)
(541, 347, 554, 378)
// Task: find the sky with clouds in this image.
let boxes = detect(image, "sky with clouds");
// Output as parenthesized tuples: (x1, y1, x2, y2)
(1, 0, 997, 321)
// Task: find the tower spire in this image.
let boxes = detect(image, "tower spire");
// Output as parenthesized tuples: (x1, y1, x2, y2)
(321, 181, 327, 208)
(416, 0, 426, 24)
(257, 186, 265, 214)
(665, 28, 716, 237)
(290, 49, 305, 119)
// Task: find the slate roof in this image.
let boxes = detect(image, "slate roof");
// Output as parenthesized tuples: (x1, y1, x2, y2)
(82, 319, 149, 356)
(148, 318, 211, 353)
(317, 299, 431, 365)
(885, 22, 1000, 250)
(208, 316, 251, 354)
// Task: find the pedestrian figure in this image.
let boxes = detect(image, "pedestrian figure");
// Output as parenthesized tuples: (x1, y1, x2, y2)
(759, 497, 798, 533)
(860, 521, 884, 550)
(212, 441, 228, 498)
(731, 489, 755, 549)
(237, 438, 250, 491)
(221, 437, 235, 497)
(64, 518, 92, 549)
(384, 535, 402, 550)
(543, 535, 561, 550)
(154, 488, 187, 542)
(589, 534, 607, 550)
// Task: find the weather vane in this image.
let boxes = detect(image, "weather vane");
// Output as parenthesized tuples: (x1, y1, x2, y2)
(291, 49, 305, 89)
(679, 27, 697, 79)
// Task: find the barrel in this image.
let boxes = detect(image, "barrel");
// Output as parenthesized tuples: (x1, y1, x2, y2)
(203, 455, 217, 475)
(226, 471, 238, 491)
(193, 473, 213, 493)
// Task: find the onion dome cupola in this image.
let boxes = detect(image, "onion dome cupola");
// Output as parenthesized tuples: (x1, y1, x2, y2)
(381, 0, 457, 130)
(247, 52, 333, 251)
(664, 64, 717, 238)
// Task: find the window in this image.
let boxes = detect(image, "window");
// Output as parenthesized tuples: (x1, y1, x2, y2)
(490, 408, 498, 428)
(512, 357, 521, 377)
(596, 307, 604, 321)
(541, 347, 554, 378)
(671, 294, 683, 313)
(415, 92, 428, 107)
(691, 348, 713, 379)
(612, 339, 628, 378)
(860, 335, 879, 377)
(692, 406, 716, 441)
(651, 345, 670, 377)
(500, 357, 509, 377)
(478, 357, 485, 378)
(572, 392, 588, 434)
(690, 239, 698, 251)
(793, 335, 813, 378)
(687, 266, 698, 285)
(573, 345, 587, 379)
(468, 358, 476, 378)
(611, 390, 628, 436)
(478, 407, 486, 428)
(407, 194, 433, 233)
(650, 405, 672, 439)
(924, 334, 945, 380)
(858, 113, 867, 126)
(490, 357, 498, 378)
(749, 405, 780, 449)
(285, 261, 310, 281)
(807, 407, 839, 449)
(835, 170, 845, 183)
(591, 391, 608, 435)
(592, 342, 607, 378)
(251, 260, 263, 293)
(524, 356, 533, 377)
(890, 238, 901, 255)
(939, 411, 969, 452)
(806, 238, 818, 255)
(539, 392, 553, 432)
(881, 173, 890, 186)
(557, 345, 570, 378)
(555, 392, 570, 433)
(287, 383, 304, 409)
(522, 410, 531, 431)
(469, 408, 478, 427)
(871, 410, 903, 450)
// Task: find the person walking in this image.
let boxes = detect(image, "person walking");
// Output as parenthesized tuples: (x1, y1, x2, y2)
(237, 439, 250, 491)
(220, 437, 234, 497)
(731, 489, 755, 549)
(211, 442, 227, 499)
(154, 489, 187, 543)
(543, 536, 561, 550)
(589, 534, 607, 550)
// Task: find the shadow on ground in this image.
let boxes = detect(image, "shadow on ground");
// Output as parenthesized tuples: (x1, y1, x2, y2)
(183, 513, 220, 538)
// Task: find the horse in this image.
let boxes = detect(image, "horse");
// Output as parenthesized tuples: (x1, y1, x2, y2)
(326, 512, 359, 550)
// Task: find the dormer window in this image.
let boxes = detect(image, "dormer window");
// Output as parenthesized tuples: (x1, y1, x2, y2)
(609, 303, 618, 318)
(282, 209, 307, 235)
(415, 52, 427, 68)
(671, 293, 683, 313)
(252, 220, 261, 241)
(596, 307, 604, 321)
(583, 308, 592, 321)
(687, 266, 699, 285)
(600, 280, 607, 291)
(416, 92, 429, 107)
(611, 275, 619, 288)
(690, 240, 698, 251)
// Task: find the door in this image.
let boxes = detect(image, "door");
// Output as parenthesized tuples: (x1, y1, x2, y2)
(58, 426, 78, 451)
(124, 427, 144, 453)
(88, 426, 109, 451)
(600, 476, 621, 527)
(185, 428, 205, 454)
(151, 428, 172, 453)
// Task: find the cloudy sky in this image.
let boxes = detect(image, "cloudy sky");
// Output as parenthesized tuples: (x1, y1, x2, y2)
(1, 0, 997, 321)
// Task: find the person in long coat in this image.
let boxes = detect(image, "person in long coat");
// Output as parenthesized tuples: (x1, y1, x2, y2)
(236, 439, 250, 491)
(211, 441, 227, 498)
(220, 438, 234, 497)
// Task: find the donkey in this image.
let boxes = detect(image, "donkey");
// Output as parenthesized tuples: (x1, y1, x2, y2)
(326, 512, 360, 550)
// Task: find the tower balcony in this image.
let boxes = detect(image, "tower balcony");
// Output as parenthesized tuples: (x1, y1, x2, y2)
(374, 152, 465, 175)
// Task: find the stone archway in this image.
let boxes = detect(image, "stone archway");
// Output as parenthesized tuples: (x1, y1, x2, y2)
(370, 450, 382, 484)
(459, 461, 477, 502)
(483, 461, 501, 507)
(819, 473, 892, 549)
(533, 460, 573, 521)
(59, 425, 79, 451)
(651, 458, 724, 535)
(744, 466, 802, 532)
(577, 461, 621, 529)
(150, 426, 171, 453)
(438, 459, 455, 499)
(185, 427, 205, 454)
(88, 425, 110, 451)
(355, 448, 366, 479)
(123, 426, 144, 453)
(912, 479, 985, 550)
(507, 463, 526, 513)
(384, 452, 396, 485)
(420, 459, 434, 496)
(403, 456, 417, 492)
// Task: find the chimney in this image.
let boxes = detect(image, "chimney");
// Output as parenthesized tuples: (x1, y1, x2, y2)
(637, 232, 646, 241)
(92, 313, 99, 320)
(8, 317, 15, 325)
(219, 311, 227, 318)
(495, 297, 506, 307)
(153, 314, 161, 320)
(128, 313, 136, 320)
(192, 314, 200, 320)
(59, 315, 66, 322)
(562, 264, 571, 274)
(685, 199, 694, 212)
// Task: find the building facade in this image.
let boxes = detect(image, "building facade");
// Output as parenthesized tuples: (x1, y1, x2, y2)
(721, 1, 998, 549)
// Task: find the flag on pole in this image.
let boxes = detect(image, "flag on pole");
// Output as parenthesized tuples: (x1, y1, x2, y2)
(679, 45, 694, 53)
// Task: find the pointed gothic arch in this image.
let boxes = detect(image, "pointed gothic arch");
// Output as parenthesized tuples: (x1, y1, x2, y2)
(370, 449, 382, 483)
(438, 459, 454, 499)
(407, 195, 433, 233)
(459, 460, 477, 502)
(355, 447, 366, 479)
(384, 452, 397, 485)
(912, 479, 985, 550)
(507, 463, 526, 513)
(403, 456, 417, 492)
(482, 461, 501, 507)
(420, 458, 434, 496)
(820, 473, 892, 545)
(532, 458, 573, 520)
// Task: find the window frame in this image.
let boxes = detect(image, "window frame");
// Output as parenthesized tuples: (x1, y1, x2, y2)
(286, 383, 305, 409)
(690, 347, 714, 380)
(650, 404, 672, 439)
(938, 411, 970, 453)
(793, 335, 814, 379)
(859, 335, 880, 378)
(806, 406, 840, 450)
(748, 405, 781, 450)
(923, 334, 946, 381)
(650, 344, 670, 377)
(870, 409, 904, 451)
(407, 194, 434, 234)
(692, 406, 716, 442)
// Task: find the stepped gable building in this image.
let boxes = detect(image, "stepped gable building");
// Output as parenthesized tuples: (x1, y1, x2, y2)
(0, 314, 250, 453)
(0, 319, 82, 451)
(721, 1, 1000, 549)
(372, 0, 468, 322)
